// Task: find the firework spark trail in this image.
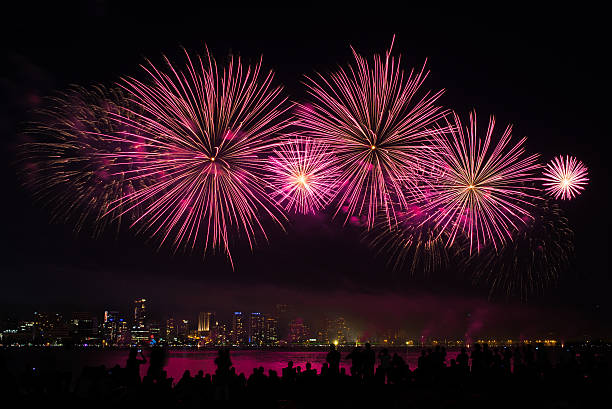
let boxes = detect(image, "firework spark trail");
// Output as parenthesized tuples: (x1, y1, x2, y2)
(468, 199, 573, 299)
(542, 155, 588, 200)
(19, 85, 152, 236)
(98, 49, 292, 267)
(296, 37, 447, 228)
(265, 137, 340, 215)
(364, 204, 451, 275)
(422, 111, 541, 254)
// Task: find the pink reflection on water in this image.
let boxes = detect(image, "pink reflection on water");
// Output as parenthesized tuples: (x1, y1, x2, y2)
(143, 349, 460, 382)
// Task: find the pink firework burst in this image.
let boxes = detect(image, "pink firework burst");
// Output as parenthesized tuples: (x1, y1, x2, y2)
(542, 155, 588, 200)
(296, 37, 446, 228)
(422, 112, 541, 253)
(19, 85, 153, 237)
(265, 137, 340, 214)
(100, 49, 291, 267)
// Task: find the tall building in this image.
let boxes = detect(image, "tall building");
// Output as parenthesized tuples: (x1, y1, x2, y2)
(166, 318, 177, 344)
(231, 312, 247, 345)
(131, 298, 148, 344)
(198, 312, 215, 334)
(289, 318, 309, 344)
(116, 318, 129, 345)
(264, 316, 278, 346)
(177, 319, 190, 343)
(102, 310, 121, 346)
(275, 304, 292, 342)
(326, 316, 350, 345)
(249, 312, 265, 346)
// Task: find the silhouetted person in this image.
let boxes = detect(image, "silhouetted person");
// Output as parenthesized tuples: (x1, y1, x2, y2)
(282, 360, 296, 382)
(457, 347, 469, 374)
(363, 343, 375, 378)
(346, 346, 364, 377)
(378, 348, 391, 383)
(126, 347, 146, 386)
(214, 348, 232, 377)
(326, 344, 341, 375)
(146, 346, 167, 382)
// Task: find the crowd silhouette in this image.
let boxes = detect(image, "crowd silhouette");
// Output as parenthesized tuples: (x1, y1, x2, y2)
(1, 343, 609, 408)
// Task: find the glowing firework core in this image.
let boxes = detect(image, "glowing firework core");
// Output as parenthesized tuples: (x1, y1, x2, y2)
(295, 173, 308, 188)
(542, 155, 588, 200)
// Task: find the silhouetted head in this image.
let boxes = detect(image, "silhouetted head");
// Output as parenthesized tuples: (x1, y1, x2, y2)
(287, 360, 293, 368)
(182, 370, 190, 378)
(306, 362, 312, 370)
(365, 342, 371, 350)
(128, 348, 137, 359)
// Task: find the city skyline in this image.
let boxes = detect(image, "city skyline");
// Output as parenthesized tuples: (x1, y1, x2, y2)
(0, 297, 603, 347)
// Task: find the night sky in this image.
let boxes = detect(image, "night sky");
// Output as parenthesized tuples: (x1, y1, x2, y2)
(0, 4, 609, 339)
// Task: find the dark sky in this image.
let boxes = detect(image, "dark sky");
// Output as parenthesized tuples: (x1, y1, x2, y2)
(0, 4, 609, 339)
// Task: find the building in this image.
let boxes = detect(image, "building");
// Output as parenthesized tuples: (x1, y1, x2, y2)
(149, 321, 162, 345)
(264, 316, 278, 346)
(198, 312, 215, 334)
(71, 312, 99, 344)
(289, 318, 309, 344)
(102, 310, 122, 346)
(211, 321, 228, 345)
(231, 312, 247, 345)
(249, 312, 265, 346)
(326, 316, 350, 345)
(177, 319, 190, 343)
(33, 312, 67, 344)
(165, 318, 177, 344)
(131, 298, 148, 344)
(275, 304, 292, 342)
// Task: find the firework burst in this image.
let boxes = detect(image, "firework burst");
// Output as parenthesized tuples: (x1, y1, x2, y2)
(265, 137, 340, 214)
(19, 85, 151, 236)
(296, 37, 446, 228)
(542, 155, 588, 200)
(468, 199, 573, 299)
(364, 204, 451, 275)
(422, 112, 541, 253)
(100, 49, 291, 266)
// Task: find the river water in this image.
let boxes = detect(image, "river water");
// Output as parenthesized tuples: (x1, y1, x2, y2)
(2, 347, 460, 383)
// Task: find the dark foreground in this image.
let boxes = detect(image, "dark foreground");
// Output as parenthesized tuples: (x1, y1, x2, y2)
(1, 344, 609, 408)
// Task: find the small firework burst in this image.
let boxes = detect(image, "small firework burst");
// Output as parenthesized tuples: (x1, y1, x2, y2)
(422, 112, 541, 253)
(542, 155, 588, 200)
(297, 37, 446, 228)
(265, 137, 340, 214)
